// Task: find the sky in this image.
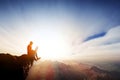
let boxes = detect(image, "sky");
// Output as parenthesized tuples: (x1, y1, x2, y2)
(0, 0, 120, 61)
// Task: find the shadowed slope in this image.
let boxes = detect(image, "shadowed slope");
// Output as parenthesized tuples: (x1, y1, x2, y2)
(0, 53, 35, 80)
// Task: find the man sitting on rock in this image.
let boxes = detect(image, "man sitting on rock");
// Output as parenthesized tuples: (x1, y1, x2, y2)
(27, 41, 40, 61)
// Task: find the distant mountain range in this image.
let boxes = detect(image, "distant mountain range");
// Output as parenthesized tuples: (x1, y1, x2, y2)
(27, 60, 120, 80)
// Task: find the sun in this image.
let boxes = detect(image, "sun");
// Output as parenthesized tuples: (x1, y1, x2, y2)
(31, 31, 71, 61)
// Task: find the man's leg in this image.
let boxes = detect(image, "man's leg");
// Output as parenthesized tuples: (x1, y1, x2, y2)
(36, 53, 40, 60)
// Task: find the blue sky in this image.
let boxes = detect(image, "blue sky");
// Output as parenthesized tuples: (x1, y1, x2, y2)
(0, 0, 120, 61)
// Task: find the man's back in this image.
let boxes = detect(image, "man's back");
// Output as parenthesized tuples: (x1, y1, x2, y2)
(27, 44, 32, 56)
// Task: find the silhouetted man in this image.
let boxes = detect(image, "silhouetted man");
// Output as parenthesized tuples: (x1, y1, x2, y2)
(27, 41, 40, 61)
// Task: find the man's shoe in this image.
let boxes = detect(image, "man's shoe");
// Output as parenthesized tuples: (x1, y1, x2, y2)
(37, 57, 40, 60)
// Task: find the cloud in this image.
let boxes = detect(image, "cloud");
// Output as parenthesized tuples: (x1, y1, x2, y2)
(73, 26, 120, 62)
(84, 32, 106, 42)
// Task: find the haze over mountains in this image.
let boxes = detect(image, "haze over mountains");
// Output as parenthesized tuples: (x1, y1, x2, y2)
(27, 60, 120, 80)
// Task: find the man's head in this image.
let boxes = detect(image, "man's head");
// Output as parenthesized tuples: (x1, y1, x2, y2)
(30, 41, 33, 45)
